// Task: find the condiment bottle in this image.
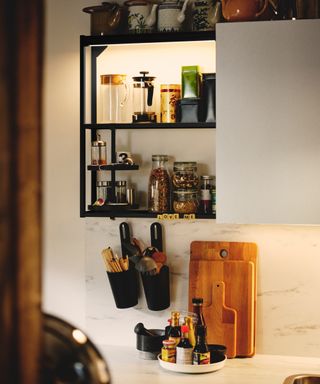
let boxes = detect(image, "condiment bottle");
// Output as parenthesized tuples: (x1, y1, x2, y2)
(199, 175, 214, 214)
(165, 318, 172, 339)
(168, 311, 181, 346)
(161, 339, 176, 363)
(192, 297, 206, 327)
(176, 325, 193, 365)
(192, 325, 210, 365)
(184, 316, 196, 347)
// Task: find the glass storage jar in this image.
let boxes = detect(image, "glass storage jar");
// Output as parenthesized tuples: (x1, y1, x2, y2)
(148, 155, 171, 213)
(173, 190, 198, 214)
(91, 138, 107, 165)
(172, 162, 199, 190)
(115, 180, 127, 203)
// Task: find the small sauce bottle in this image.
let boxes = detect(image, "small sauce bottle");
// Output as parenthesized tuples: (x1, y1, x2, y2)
(168, 311, 181, 346)
(184, 316, 196, 347)
(161, 339, 176, 363)
(192, 325, 210, 365)
(176, 325, 193, 365)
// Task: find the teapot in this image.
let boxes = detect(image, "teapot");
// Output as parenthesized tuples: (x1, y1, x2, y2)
(125, 0, 158, 33)
(221, 0, 268, 21)
(83, 3, 122, 35)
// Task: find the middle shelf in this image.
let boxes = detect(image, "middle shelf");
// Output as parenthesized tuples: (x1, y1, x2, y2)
(84, 123, 216, 130)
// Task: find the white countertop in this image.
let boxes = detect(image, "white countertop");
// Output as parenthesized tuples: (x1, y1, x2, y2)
(98, 345, 320, 384)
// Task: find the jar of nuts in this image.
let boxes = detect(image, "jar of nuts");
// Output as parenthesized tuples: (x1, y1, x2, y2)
(148, 155, 171, 213)
(172, 162, 199, 190)
(173, 190, 198, 214)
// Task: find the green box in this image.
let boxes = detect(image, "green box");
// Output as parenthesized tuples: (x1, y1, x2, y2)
(181, 65, 200, 98)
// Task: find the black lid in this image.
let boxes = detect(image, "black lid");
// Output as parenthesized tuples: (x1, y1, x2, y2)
(192, 297, 203, 305)
(202, 73, 215, 80)
(133, 71, 155, 82)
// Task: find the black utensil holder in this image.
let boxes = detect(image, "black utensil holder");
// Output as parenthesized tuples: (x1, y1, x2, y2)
(141, 265, 170, 311)
(107, 268, 138, 309)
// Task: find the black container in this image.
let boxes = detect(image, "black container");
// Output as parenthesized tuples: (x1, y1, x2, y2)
(136, 329, 165, 359)
(176, 98, 200, 123)
(208, 344, 227, 363)
(141, 265, 170, 311)
(107, 268, 138, 309)
(201, 73, 216, 123)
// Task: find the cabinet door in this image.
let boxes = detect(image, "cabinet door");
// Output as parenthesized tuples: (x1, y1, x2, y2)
(216, 20, 320, 224)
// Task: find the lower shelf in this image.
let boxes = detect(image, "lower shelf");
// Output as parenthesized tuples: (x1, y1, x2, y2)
(85, 205, 216, 219)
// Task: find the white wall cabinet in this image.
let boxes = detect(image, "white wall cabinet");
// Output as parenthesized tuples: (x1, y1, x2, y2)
(216, 19, 320, 224)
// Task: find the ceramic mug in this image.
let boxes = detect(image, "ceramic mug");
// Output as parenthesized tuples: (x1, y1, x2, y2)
(158, 3, 183, 32)
(125, 0, 155, 33)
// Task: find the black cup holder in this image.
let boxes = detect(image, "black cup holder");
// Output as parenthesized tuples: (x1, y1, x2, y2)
(141, 265, 170, 311)
(107, 267, 138, 309)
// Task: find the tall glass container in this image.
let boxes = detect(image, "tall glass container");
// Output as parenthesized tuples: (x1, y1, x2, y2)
(148, 155, 171, 212)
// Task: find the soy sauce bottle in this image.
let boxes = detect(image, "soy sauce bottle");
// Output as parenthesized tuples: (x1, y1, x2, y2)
(192, 297, 206, 327)
(192, 325, 210, 365)
(168, 311, 181, 346)
(176, 325, 193, 365)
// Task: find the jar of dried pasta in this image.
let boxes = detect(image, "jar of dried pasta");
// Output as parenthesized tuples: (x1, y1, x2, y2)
(148, 155, 171, 213)
(172, 162, 198, 190)
(173, 190, 198, 214)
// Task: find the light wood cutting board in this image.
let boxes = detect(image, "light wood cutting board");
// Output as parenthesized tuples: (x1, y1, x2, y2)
(189, 241, 257, 358)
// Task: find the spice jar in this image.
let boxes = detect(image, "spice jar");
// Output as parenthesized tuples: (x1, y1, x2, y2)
(148, 155, 171, 213)
(172, 162, 199, 190)
(199, 175, 214, 214)
(115, 180, 127, 203)
(173, 190, 198, 214)
(161, 339, 176, 363)
(91, 137, 107, 165)
(96, 181, 111, 203)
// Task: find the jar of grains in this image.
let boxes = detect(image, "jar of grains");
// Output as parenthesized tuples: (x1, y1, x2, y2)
(172, 162, 198, 190)
(173, 190, 198, 214)
(148, 155, 171, 212)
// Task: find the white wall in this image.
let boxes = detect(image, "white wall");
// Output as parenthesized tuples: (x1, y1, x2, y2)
(44, 1, 320, 357)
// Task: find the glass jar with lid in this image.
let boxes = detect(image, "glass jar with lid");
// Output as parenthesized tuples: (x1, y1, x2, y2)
(91, 137, 107, 165)
(173, 190, 198, 214)
(172, 162, 198, 190)
(148, 155, 171, 213)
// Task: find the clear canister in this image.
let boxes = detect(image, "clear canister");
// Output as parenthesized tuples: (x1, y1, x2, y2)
(96, 181, 111, 203)
(115, 180, 127, 203)
(160, 84, 181, 123)
(172, 162, 198, 190)
(173, 190, 198, 214)
(148, 155, 171, 212)
(91, 139, 107, 165)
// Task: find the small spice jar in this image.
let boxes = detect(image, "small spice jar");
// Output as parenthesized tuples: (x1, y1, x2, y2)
(173, 190, 198, 214)
(199, 175, 214, 214)
(161, 339, 176, 363)
(91, 137, 107, 165)
(172, 162, 199, 190)
(115, 180, 127, 203)
(96, 181, 110, 203)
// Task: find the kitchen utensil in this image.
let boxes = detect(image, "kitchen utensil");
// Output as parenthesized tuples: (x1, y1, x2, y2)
(83, 3, 123, 35)
(206, 281, 237, 358)
(125, 0, 156, 33)
(158, 1, 183, 32)
(189, 241, 257, 358)
(135, 325, 165, 360)
(150, 222, 163, 251)
(100, 74, 128, 123)
(134, 322, 158, 336)
(119, 222, 131, 258)
(136, 253, 158, 275)
(221, 0, 268, 21)
(132, 71, 157, 123)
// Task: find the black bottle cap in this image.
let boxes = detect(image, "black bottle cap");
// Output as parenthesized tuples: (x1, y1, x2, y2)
(192, 297, 203, 305)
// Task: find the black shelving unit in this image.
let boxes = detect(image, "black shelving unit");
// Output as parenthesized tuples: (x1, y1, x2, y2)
(80, 31, 216, 219)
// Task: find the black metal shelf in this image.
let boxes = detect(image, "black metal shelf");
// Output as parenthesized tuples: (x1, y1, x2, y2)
(84, 207, 216, 219)
(81, 31, 215, 47)
(84, 122, 216, 130)
(87, 164, 139, 171)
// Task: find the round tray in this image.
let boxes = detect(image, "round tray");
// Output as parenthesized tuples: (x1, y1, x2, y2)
(158, 354, 226, 374)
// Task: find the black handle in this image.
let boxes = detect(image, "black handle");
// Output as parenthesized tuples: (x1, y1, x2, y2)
(150, 222, 163, 252)
(119, 222, 131, 258)
(147, 84, 154, 107)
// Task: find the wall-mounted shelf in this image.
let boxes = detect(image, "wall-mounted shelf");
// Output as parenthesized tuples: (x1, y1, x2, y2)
(87, 164, 139, 171)
(84, 122, 216, 130)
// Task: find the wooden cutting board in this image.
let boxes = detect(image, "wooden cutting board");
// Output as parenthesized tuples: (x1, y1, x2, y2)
(189, 241, 257, 358)
(207, 281, 237, 358)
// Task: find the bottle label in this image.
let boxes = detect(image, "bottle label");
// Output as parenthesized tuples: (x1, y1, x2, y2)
(193, 351, 210, 365)
(176, 347, 193, 365)
(161, 347, 176, 363)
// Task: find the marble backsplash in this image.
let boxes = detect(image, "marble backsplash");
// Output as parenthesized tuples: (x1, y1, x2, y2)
(85, 218, 320, 357)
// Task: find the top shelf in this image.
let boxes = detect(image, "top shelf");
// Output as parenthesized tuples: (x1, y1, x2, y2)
(80, 31, 216, 47)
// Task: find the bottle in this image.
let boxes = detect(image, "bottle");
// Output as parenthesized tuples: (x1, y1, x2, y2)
(161, 339, 176, 363)
(192, 325, 210, 365)
(176, 325, 193, 365)
(192, 297, 206, 327)
(148, 155, 171, 213)
(168, 311, 181, 346)
(164, 318, 172, 339)
(199, 175, 214, 214)
(184, 316, 196, 347)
